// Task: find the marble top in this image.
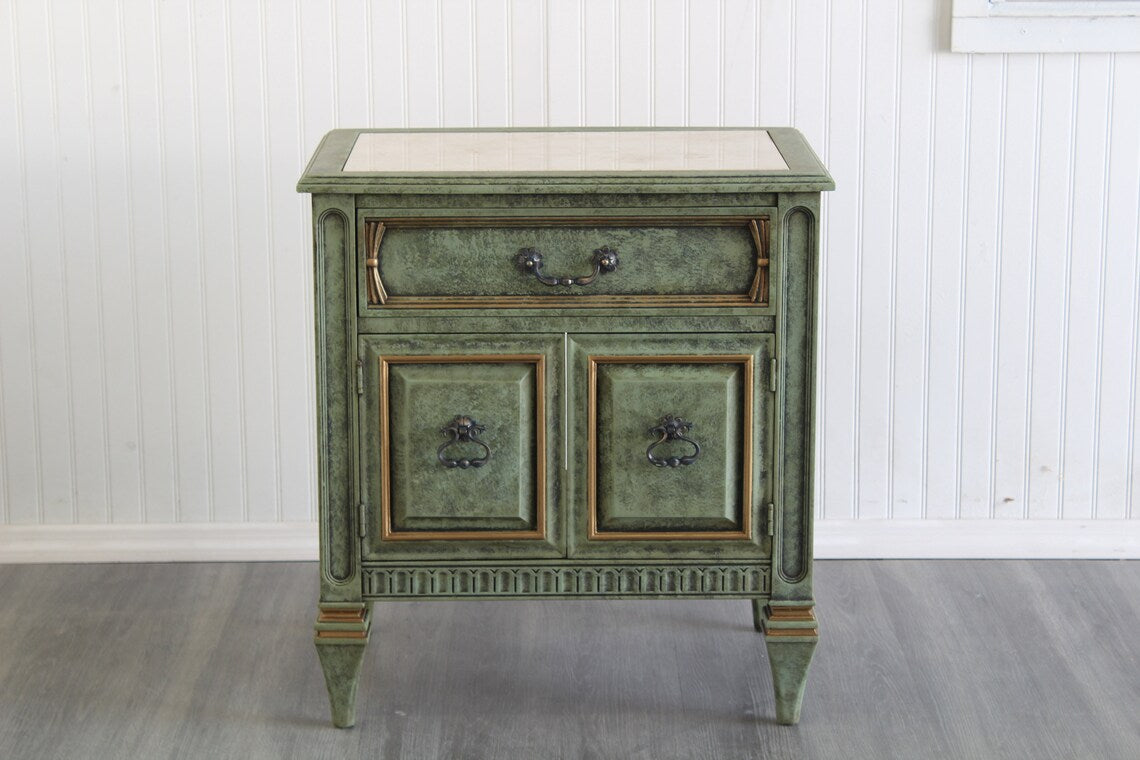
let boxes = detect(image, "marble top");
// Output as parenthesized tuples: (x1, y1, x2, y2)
(342, 130, 789, 173)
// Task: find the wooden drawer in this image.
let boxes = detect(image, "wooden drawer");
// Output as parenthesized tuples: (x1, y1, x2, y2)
(567, 333, 775, 560)
(358, 333, 563, 560)
(360, 216, 772, 309)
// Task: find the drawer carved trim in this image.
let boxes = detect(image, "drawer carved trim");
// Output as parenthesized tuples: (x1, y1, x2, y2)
(378, 353, 548, 542)
(363, 220, 389, 304)
(747, 218, 771, 304)
(362, 564, 771, 597)
(586, 354, 754, 541)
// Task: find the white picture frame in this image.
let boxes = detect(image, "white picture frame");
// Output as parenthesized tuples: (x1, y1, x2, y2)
(951, 0, 1140, 52)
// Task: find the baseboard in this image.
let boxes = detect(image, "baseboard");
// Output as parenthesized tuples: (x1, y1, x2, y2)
(0, 523, 319, 564)
(0, 519, 1136, 564)
(815, 519, 1139, 559)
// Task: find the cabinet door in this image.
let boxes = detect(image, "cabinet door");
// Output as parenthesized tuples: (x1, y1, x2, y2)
(359, 334, 562, 560)
(567, 334, 774, 560)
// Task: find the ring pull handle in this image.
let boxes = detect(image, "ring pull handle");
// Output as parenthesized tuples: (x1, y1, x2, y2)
(516, 246, 619, 287)
(646, 415, 701, 468)
(437, 416, 492, 469)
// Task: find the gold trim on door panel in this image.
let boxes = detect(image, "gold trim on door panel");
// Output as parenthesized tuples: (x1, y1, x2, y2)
(362, 216, 771, 309)
(378, 354, 547, 542)
(586, 354, 754, 541)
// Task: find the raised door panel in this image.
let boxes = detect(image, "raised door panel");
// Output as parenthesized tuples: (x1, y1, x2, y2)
(568, 333, 774, 560)
(387, 362, 537, 533)
(359, 334, 563, 560)
(595, 361, 749, 534)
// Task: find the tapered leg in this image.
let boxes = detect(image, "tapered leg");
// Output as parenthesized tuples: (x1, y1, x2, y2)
(314, 602, 372, 728)
(759, 602, 818, 725)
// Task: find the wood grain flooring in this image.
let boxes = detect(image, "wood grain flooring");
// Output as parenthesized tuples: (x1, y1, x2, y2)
(0, 561, 1136, 760)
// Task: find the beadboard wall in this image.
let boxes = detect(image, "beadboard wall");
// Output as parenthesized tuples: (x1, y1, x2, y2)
(1, 1, 1138, 560)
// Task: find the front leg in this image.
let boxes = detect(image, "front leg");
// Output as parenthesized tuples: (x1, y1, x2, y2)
(314, 602, 372, 728)
(758, 601, 818, 725)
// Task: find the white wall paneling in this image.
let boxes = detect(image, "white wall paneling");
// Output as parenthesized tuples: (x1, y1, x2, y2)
(2, 1, 1139, 558)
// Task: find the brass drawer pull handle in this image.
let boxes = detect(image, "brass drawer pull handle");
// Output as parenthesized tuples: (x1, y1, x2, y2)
(646, 415, 701, 468)
(437, 416, 492, 469)
(516, 246, 619, 287)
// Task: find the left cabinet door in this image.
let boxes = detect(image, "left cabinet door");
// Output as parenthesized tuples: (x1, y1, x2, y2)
(359, 333, 563, 560)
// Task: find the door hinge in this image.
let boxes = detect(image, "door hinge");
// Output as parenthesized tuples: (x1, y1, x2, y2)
(769, 357, 778, 393)
(766, 503, 775, 537)
(356, 359, 364, 396)
(358, 502, 368, 538)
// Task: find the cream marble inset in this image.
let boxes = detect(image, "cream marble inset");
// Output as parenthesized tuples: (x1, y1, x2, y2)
(342, 130, 789, 173)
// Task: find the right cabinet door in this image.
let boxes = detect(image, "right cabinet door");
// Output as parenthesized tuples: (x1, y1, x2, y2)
(568, 333, 775, 560)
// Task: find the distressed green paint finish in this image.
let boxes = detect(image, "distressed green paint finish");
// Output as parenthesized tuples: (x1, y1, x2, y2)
(358, 333, 563, 560)
(566, 333, 774, 560)
(315, 642, 368, 728)
(764, 637, 818, 725)
(301, 128, 832, 728)
(313, 602, 372, 728)
(312, 195, 361, 599)
(596, 362, 745, 532)
(756, 600, 819, 723)
(387, 362, 536, 531)
(375, 222, 757, 299)
(352, 204, 780, 319)
(772, 194, 821, 602)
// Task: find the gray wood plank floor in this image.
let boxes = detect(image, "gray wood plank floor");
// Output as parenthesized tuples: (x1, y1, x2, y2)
(0, 560, 1136, 760)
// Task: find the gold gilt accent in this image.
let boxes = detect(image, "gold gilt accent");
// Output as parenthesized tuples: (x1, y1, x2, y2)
(379, 354, 547, 542)
(362, 216, 770, 309)
(762, 604, 819, 638)
(363, 220, 389, 305)
(587, 354, 754, 542)
(314, 604, 370, 640)
(747, 218, 771, 304)
(316, 630, 369, 639)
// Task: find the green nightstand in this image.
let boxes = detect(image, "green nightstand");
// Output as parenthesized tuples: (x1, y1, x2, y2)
(298, 128, 833, 728)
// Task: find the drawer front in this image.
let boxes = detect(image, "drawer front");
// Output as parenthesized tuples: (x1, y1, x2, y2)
(360, 216, 772, 309)
(568, 333, 774, 560)
(359, 333, 563, 560)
